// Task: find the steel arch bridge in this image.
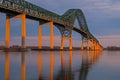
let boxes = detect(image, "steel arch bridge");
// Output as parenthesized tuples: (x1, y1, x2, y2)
(0, 0, 102, 50)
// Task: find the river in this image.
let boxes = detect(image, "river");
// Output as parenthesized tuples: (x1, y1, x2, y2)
(0, 50, 120, 80)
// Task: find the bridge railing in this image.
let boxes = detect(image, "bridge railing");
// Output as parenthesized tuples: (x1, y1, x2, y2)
(0, 0, 73, 29)
(0, 0, 24, 12)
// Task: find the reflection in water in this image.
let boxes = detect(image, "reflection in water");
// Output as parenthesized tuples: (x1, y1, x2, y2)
(69, 51, 73, 80)
(21, 52, 25, 80)
(37, 51, 54, 80)
(38, 51, 42, 80)
(5, 52, 9, 80)
(79, 51, 101, 80)
(56, 51, 73, 80)
(3, 50, 101, 80)
(55, 51, 65, 80)
(49, 51, 54, 80)
(56, 51, 101, 80)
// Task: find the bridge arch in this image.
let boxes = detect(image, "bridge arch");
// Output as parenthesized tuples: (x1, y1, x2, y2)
(61, 9, 102, 50)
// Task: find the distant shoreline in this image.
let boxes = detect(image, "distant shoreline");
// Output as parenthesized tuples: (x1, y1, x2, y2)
(1, 46, 120, 51)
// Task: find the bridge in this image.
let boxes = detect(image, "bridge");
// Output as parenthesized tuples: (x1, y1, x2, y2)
(0, 0, 102, 50)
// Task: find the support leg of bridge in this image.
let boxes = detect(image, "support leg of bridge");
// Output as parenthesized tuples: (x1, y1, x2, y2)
(21, 14, 26, 48)
(94, 42, 96, 50)
(90, 39, 94, 51)
(5, 15, 10, 48)
(92, 41, 95, 51)
(95, 43, 97, 50)
(81, 41, 84, 50)
(96, 43, 99, 50)
(93, 41, 95, 51)
(49, 22, 54, 49)
(60, 37, 72, 50)
(96, 43, 101, 50)
(89, 40, 92, 50)
(69, 38, 72, 50)
(86, 40, 89, 51)
(60, 37, 64, 50)
(81, 40, 89, 51)
(38, 22, 42, 49)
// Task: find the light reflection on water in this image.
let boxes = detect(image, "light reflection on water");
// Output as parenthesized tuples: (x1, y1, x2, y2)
(0, 50, 120, 80)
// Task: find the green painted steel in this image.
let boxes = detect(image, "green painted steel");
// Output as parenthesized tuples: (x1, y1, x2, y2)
(0, 0, 100, 45)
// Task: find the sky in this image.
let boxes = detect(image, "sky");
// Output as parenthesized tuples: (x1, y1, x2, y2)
(0, 0, 120, 48)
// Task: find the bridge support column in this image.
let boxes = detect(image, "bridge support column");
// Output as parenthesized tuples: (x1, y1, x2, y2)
(60, 38, 64, 50)
(5, 14, 26, 49)
(5, 15, 10, 48)
(95, 43, 98, 50)
(81, 39, 89, 51)
(95, 42, 100, 50)
(49, 22, 54, 49)
(21, 14, 26, 49)
(69, 38, 72, 50)
(60, 37, 72, 50)
(90, 39, 95, 50)
(96, 43, 103, 50)
(38, 22, 42, 49)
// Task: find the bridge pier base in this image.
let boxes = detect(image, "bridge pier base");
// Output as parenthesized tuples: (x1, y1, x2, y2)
(49, 22, 54, 49)
(38, 21, 54, 49)
(89, 39, 102, 51)
(60, 37, 72, 50)
(38, 22, 42, 49)
(95, 43, 103, 50)
(5, 15, 10, 48)
(90, 39, 95, 50)
(81, 39, 89, 51)
(5, 14, 26, 49)
(21, 14, 26, 49)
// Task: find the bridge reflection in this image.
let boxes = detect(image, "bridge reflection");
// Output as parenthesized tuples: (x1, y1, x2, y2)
(4, 51, 101, 80)
(4, 52, 9, 80)
(21, 52, 25, 80)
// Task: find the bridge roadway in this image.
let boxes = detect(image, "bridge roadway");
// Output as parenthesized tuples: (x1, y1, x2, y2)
(0, 0, 102, 50)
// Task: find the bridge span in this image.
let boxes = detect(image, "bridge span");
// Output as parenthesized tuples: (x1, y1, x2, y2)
(0, 0, 102, 50)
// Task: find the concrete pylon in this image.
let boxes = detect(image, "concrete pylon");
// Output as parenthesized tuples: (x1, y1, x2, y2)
(81, 39, 89, 51)
(38, 22, 42, 49)
(5, 13, 26, 49)
(60, 37, 72, 50)
(5, 15, 10, 48)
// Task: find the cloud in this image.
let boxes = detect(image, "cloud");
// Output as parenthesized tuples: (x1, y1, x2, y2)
(84, 0, 120, 17)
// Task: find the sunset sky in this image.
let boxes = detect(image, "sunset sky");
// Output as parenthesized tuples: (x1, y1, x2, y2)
(0, 0, 120, 48)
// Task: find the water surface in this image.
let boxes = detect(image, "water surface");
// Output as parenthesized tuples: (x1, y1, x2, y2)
(0, 50, 120, 80)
